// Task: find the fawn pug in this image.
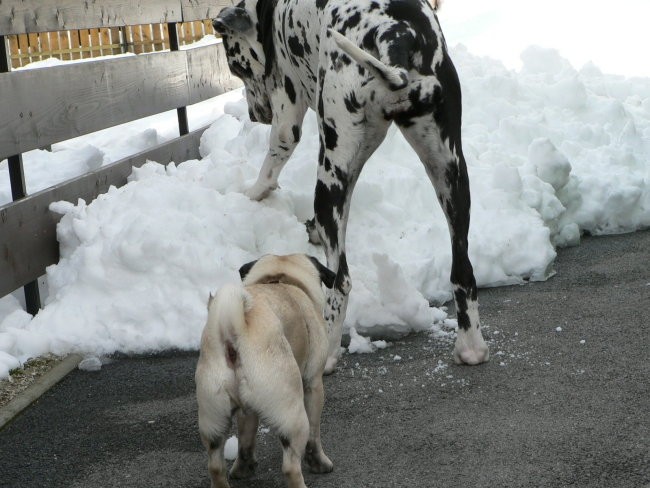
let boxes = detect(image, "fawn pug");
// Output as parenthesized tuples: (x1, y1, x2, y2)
(196, 254, 336, 488)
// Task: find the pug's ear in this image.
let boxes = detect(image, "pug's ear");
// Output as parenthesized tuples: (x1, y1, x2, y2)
(308, 256, 336, 289)
(239, 259, 258, 281)
(212, 7, 254, 34)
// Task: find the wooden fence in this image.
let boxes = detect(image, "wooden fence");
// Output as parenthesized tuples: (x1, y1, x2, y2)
(0, 0, 241, 314)
(7, 19, 214, 68)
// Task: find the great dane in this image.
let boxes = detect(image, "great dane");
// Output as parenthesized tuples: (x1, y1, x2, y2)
(213, 0, 489, 373)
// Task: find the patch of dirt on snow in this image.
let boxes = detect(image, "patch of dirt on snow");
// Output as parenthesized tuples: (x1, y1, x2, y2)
(0, 355, 62, 408)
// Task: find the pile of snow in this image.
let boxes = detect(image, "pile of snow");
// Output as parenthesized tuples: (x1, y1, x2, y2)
(0, 44, 649, 379)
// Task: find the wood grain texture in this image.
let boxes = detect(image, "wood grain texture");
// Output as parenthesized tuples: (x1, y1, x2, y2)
(186, 41, 242, 104)
(0, 0, 182, 35)
(180, 0, 233, 22)
(0, 44, 239, 160)
(0, 126, 208, 296)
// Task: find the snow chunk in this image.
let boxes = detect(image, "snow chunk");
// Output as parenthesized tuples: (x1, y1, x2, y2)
(224, 436, 238, 460)
(528, 138, 572, 191)
(78, 356, 102, 372)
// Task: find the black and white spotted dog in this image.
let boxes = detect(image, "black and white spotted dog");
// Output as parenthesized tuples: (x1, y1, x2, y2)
(213, 0, 489, 373)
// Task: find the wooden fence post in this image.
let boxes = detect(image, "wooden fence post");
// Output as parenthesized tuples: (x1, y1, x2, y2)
(0, 35, 42, 315)
(167, 22, 189, 136)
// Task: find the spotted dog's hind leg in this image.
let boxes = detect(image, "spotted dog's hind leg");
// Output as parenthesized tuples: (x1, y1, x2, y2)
(245, 91, 307, 201)
(396, 64, 489, 366)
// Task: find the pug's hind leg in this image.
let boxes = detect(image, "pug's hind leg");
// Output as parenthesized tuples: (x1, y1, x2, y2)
(278, 414, 309, 488)
(200, 434, 231, 488)
(230, 410, 259, 479)
(303, 376, 333, 474)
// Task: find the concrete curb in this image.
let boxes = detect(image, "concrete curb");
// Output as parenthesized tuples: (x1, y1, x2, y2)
(0, 354, 82, 430)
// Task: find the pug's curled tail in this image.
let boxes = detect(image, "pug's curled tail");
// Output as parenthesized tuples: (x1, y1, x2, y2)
(207, 284, 253, 369)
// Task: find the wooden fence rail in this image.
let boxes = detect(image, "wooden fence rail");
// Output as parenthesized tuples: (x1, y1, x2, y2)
(0, 0, 240, 313)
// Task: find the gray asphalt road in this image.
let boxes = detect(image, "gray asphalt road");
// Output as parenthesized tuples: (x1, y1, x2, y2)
(1, 231, 649, 488)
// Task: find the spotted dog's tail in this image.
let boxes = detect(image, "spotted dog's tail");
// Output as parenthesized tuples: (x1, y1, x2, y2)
(328, 29, 409, 90)
(206, 284, 253, 369)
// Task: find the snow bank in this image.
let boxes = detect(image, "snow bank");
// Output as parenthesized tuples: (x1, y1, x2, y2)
(1, 45, 649, 378)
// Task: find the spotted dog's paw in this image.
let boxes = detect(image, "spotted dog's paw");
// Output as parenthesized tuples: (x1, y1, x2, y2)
(453, 327, 489, 365)
(244, 182, 278, 201)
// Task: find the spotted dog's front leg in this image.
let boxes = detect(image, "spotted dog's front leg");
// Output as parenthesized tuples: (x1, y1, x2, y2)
(245, 90, 307, 201)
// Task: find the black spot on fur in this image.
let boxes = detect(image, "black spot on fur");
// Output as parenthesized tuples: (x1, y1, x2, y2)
(340, 11, 362, 32)
(285, 76, 296, 104)
(379, 22, 416, 69)
(385, 0, 438, 74)
(239, 259, 258, 280)
(324, 157, 333, 172)
(362, 27, 378, 51)
(288, 35, 305, 58)
(433, 54, 463, 155)
(391, 83, 438, 126)
(343, 92, 363, 113)
(292, 124, 300, 142)
(308, 256, 336, 288)
(314, 179, 346, 248)
(334, 252, 349, 291)
(331, 7, 340, 25)
(317, 68, 326, 116)
(454, 288, 471, 330)
(256, 0, 278, 76)
(323, 122, 338, 150)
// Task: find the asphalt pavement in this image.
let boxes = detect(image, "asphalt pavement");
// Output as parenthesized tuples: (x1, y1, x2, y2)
(1, 231, 649, 488)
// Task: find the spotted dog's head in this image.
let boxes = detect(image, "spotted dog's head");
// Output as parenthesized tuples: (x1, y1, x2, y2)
(213, 1, 274, 124)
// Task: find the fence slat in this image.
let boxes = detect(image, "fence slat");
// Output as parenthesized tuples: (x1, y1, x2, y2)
(186, 41, 241, 105)
(180, 0, 233, 22)
(0, 43, 239, 160)
(152, 23, 164, 52)
(0, 0, 183, 35)
(40, 32, 52, 60)
(0, 125, 210, 297)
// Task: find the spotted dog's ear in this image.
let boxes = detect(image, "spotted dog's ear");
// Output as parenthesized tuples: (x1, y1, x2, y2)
(212, 7, 253, 34)
(239, 259, 258, 281)
(308, 256, 336, 289)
